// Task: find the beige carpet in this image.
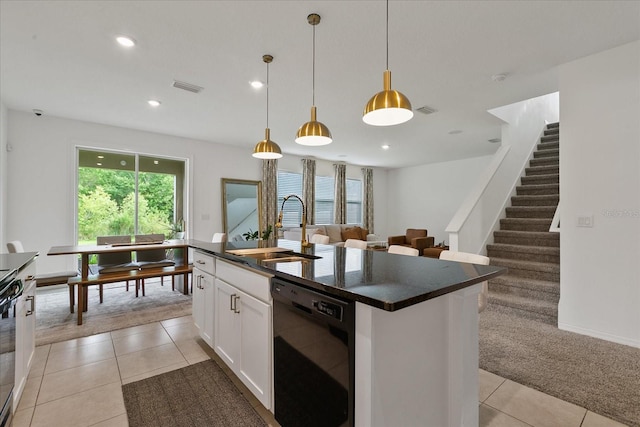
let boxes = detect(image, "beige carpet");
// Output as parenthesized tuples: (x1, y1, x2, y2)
(480, 303, 640, 426)
(36, 279, 192, 346)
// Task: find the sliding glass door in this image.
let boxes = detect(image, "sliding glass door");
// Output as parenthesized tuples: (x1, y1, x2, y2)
(77, 148, 186, 244)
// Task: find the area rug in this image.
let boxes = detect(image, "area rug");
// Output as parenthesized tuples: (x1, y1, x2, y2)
(480, 303, 640, 426)
(123, 359, 266, 427)
(36, 279, 192, 346)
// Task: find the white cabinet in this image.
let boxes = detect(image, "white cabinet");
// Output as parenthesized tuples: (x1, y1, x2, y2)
(214, 259, 272, 410)
(14, 261, 36, 410)
(192, 251, 215, 348)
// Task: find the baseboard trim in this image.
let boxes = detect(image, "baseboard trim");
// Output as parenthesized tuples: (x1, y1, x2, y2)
(558, 322, 640, 349)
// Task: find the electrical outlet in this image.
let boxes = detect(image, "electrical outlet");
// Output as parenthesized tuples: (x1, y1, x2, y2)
(577, 215, 594, 227)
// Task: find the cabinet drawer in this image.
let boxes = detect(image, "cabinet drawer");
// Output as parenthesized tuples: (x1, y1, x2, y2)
(193, 250, 215, 275)
(216, 259, 272, 303)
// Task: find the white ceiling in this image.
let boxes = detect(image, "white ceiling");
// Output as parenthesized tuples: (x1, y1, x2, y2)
(1, 1, 639, 169)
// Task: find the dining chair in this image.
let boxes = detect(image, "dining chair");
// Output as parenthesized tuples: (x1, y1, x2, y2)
(387, 245, 419, 256)
(7, 240, 79, 284)
(438, 250, 491, 312)
(6, 240, 25, 253)
(310, 234, 330, 245)
(135, 234, 175, 294)
(344, 239, 367, 250)
(96, 236, 139, 299)
(212, 233, 227, 243)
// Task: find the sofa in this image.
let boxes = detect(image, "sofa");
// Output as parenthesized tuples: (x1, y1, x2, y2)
(281, 224, 379, 246)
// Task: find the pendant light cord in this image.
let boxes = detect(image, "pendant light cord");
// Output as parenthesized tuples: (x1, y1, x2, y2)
(386, 0, 389, 70)
(266, 61, 269, 128)
(312, 22, 316, 106)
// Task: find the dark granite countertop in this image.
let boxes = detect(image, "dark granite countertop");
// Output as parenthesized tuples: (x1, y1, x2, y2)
(188, 239, 506, 312)
(0, 252, 38, 283)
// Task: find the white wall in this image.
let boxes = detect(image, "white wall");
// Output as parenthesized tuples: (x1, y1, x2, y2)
(386, 155, 493, 246)
(5, 111, 391, 274)
(558, 41, 640, 348)
(277, 155, 389, 237)
(0, 102, 7, 248)
(6, 111, 261, 274)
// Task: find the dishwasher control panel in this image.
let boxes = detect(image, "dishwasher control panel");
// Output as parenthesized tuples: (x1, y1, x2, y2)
(313, 300, 343, 321)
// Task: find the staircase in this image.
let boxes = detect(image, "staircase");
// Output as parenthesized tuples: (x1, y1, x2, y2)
(487, 122, 560, 325)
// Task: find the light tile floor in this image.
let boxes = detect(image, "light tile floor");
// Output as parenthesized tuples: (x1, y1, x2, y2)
(13, 315, 627, 427)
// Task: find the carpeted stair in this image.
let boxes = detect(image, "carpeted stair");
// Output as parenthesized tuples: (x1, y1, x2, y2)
(487, 122, 560, 325)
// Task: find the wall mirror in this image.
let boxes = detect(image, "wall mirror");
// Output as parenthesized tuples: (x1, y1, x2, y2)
(221, 178, 263, 241)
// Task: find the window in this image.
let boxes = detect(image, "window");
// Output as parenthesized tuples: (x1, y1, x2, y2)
(277, 171, 363, 226)
(277, 171, 302, 227)
(315, 175, 334, 224)
(346, 178, 363, 224)
(77, 148, 186, 244)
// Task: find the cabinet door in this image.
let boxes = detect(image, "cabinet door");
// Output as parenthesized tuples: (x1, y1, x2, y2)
(237, 289, 272, 410)
(201, 272, 215, 347)
(14, 265, 36, 410)
(192, 272, 206, 334)
(214, 278, 240, 369)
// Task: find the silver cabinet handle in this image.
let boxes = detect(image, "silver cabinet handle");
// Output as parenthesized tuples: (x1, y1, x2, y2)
(196, 260, 206, 264)
(233, 295, 240, 314)
(230, 293, 236, 311)
(198, 275, 205, 290)
(26, 295, 35, 316)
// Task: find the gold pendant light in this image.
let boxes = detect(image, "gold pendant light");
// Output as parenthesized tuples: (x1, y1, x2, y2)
(295, 13, 332, 146)
(363, 0, 413, 126)
(253, 54, 283, 159)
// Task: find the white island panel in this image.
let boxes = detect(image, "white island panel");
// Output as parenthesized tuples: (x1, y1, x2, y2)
(355, 283, 480, 427)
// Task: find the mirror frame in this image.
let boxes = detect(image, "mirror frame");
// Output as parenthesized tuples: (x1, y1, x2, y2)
(221, 178, 263, 239)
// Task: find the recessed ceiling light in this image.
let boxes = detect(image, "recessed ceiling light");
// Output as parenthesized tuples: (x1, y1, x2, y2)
(96, 162, 102, 166)
(97, 155, 104, 159)
(250, 80, 264, 89)
(116, 36, 136, 48)
(153, 160, 159, 165)
(148, 100, 161, 107)
(382, 144, 390, 150)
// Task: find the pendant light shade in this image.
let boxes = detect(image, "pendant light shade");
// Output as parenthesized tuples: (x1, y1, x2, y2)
(253, 128, 282, 159)
(253, 54, 283, 159)
(362, 0, 413, 126)
(295, 13, 332, 146)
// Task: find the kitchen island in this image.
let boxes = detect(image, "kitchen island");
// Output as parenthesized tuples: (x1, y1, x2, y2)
(187, 239, 505, 427)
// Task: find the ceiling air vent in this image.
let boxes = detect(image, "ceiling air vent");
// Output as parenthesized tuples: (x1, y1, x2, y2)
(172, 80, 204, 94)
(416, 105, 437, 115)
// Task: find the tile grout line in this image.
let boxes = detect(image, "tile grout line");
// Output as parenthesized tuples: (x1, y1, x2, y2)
(482, 376, 507, 403)
(481, 402, 537, 427)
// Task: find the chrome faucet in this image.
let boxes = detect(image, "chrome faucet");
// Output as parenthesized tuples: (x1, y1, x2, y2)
(275, 194, 310, 247)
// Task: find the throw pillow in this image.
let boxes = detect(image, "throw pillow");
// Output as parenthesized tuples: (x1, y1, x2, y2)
(325, 225, 343, 243)
(341, 227, 362, 241)
(359, 228, 369, 240)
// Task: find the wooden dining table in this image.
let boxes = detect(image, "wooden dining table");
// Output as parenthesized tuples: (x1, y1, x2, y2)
(48, 239, 190, 324)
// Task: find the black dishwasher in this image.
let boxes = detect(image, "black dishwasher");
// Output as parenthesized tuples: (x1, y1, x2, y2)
(271, 278, 354, 427)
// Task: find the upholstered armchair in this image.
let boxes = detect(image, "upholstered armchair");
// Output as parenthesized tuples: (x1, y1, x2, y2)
(387, 229, 434, 254)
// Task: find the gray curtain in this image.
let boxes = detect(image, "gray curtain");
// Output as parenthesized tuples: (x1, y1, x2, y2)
(362, 167, 374, 233)
(333, 163, 347, 224)
(261, 159, 278, 238)
(302, 158, 316, 225)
